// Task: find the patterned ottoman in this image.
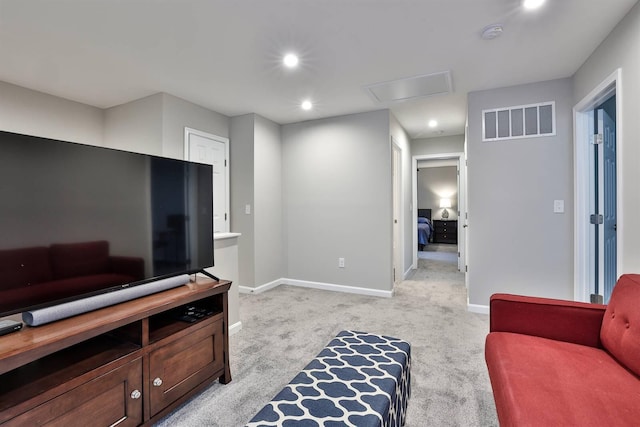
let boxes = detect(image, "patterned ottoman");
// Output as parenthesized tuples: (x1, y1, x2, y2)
(246, 330, 411, 427)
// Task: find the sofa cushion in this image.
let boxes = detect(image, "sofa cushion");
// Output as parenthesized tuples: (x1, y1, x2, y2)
(0, 246, 52, 288)
(50, 241, 110, 279)
(486, 332, 640, 426)
(600, 274, 640, 377)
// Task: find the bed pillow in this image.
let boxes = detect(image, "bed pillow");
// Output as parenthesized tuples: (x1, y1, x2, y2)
(418, 217, 428, 224)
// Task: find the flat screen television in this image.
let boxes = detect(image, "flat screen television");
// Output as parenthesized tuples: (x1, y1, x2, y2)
(0, 130, 214, 317)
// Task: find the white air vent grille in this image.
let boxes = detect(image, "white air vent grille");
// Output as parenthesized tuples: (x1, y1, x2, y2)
(482, 101, 555, 141)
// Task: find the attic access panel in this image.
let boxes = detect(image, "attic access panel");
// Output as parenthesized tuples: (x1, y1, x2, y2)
(364, 71, 452, 103)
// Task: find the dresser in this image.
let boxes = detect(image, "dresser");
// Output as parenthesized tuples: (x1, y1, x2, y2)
(433, 220, 458, 244)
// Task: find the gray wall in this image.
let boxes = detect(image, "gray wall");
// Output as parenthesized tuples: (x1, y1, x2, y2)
(254, 115, 284, 285)
(105, 93, 230, 159)
(104, 93, 164, 155)
(230, 114, 255, 287)
(282, 110, 393, 291)
(573, 2, 640, 277)
(412, 135, 464, 156)
(229, 113, 285, 288)
(417, 166, 458, 220)
(161, 93, 230, 159)
(0, 81, 103, 145)
(467, 78, 574, 306)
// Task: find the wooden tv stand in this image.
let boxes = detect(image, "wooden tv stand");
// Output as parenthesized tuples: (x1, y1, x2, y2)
(0, 277, 231, 426)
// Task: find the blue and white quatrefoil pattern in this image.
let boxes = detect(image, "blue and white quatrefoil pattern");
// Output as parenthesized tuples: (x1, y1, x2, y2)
(246, 330, 411, 427)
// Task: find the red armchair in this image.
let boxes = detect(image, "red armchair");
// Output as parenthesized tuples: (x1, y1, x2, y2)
(485, 274, 640, 426)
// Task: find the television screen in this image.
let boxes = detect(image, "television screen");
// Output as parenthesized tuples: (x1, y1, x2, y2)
(0, 130, 214, 317)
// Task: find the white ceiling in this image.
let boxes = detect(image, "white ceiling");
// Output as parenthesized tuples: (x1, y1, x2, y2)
(0, 0, 636, 139)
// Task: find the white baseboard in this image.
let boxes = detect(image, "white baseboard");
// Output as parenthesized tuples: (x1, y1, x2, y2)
(242, 276, 477, 308)
(467, 303, 489, 314)
(403, 266, 413, 280)
(283, 278, 393, 298)
(238, 278, 283, 295)
(228, 321, 242, 335)
(240, 278, 393, 298)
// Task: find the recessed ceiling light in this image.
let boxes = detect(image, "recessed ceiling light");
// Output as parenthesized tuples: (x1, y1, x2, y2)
(301, 100, 312, 111)
(283, 53, 299, 68)
(523, 0, 545, 10)
(428, 119, 438, 128)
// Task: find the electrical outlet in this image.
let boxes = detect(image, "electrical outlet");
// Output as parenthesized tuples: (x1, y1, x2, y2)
(338, 258, 345, 268)
(553, 200, 564, 214)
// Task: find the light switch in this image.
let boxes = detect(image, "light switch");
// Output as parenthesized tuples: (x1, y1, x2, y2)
(553, 200, 564, 214)
(245, 204, 251, 215)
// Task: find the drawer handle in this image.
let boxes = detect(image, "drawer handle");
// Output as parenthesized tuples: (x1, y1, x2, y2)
(130, 389, 142, 399)
(153, 377, 163, 387)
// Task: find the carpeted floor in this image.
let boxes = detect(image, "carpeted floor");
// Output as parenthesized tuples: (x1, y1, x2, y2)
(418, 243, 458, 263)
(423, 243, 457, 253)
(156, 258, 497, 426)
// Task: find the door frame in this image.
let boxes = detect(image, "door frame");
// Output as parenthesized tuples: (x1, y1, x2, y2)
(412, 151, 466, 272)
(573, 68, 623, 302)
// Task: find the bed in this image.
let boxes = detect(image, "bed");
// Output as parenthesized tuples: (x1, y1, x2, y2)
(417, 208, 433, 251)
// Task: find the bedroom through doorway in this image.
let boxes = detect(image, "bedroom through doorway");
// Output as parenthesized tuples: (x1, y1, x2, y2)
(412, 151, 466, 273)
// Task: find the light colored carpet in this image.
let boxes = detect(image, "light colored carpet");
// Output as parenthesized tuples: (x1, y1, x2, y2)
(156, 260, 497, 426)
(418, 243, 458, 264)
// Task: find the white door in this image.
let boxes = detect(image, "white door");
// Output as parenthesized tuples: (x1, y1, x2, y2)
(392, 143, 402, 284)
(457, 158, 467, 273)
(594, 102, 617, 303)
(185, 128, 229, 233)
(601, 107, 617, 302)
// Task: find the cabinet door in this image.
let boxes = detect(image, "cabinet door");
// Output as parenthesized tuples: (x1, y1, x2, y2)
(4, 358, 143, 427)
(148, 318, 224, 416)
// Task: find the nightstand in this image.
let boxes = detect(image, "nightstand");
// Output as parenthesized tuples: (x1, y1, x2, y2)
(433, 220, 458, 244)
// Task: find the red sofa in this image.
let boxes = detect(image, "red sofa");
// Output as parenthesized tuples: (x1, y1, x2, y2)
(0, 241, 144, 310)
(485, 274, 640, 426)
